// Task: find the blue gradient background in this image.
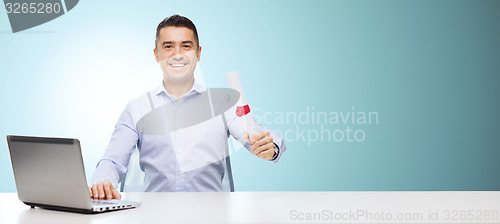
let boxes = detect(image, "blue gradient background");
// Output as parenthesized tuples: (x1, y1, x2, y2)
(1, 0, 499, 192)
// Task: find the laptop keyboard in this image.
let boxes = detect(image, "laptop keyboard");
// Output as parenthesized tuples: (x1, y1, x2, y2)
(91, 200, 116, 206)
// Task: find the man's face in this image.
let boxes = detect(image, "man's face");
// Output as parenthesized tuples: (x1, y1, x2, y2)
(154, 26, 201, 83)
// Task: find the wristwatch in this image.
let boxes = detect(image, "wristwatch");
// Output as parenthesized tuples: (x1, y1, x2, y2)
(272, 144, 279, 160)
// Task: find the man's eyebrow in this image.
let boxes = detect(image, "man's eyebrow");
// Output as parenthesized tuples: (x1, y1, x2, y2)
(161, 41, 193, 46)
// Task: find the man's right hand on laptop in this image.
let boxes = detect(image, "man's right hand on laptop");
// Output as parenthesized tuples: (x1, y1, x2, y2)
(89, 179, 121, 200)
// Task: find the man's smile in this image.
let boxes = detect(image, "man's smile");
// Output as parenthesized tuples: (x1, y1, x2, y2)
(169, 63, 187, 68)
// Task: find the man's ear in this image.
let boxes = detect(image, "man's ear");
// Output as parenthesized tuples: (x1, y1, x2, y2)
(197, 46, 202, 62)
(154, 48, 159, 63)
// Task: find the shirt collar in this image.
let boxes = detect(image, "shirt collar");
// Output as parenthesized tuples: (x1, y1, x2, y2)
(153, 79, 206, 97)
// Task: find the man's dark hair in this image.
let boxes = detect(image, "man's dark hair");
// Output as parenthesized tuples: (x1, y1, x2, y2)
(155, 14, 199, 50)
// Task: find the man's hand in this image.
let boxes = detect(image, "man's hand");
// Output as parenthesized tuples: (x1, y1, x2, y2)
(89, 179, 121, 200)
(243, 131, 276, 161)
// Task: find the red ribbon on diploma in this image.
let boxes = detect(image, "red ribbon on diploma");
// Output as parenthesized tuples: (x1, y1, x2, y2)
(236, 105, 251, 117)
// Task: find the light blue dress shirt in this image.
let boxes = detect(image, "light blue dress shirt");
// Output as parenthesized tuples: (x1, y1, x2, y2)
(91, 81, 286, 192)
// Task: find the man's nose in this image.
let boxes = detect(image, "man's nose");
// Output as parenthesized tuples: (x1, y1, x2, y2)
(172, 53, 183, 60)
(172, 47, 184, 60)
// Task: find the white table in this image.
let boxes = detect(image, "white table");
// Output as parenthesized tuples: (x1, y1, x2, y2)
(0, 192, 499, 224)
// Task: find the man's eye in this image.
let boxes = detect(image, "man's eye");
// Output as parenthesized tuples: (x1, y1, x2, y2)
(164, 45, 172, 49)
(183, 45, 191, 48)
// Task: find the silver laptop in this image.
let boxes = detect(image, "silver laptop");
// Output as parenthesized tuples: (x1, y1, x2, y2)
(6, 135, 141, 213)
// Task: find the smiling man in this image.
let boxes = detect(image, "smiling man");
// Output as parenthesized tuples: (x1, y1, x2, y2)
(155, 24, 200, 99)
(89, 15, 286, 200)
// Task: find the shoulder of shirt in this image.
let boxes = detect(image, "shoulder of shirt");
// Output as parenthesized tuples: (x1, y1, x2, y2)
(125, 84, 164, 112)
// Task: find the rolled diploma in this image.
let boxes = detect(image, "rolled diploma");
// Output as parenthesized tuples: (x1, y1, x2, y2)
(226, 71, 258, 136)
